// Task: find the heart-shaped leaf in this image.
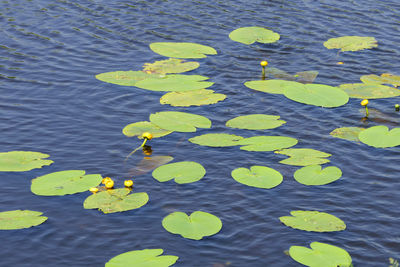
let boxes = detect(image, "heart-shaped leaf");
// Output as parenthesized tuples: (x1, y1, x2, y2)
(0, 210, 48, 230)
(142, 58, 199, 74)
(294, 165, 342, 186)
(105, 249, 178, 267)
(160, 89, 226, 107)
(96, 71, 161, 86)
(135, 74, 214, 92)
(0, 151, 53, 172)
(339, 83, 400, 99)
(244, 79, 302, 95)
(150, 111, 211, 132)
(122, 121, 172, 139)
(323, 36, 377, 52)
(280, 210, 346, 232)
(238, 136, 298, 151)
(226, 114, 286, 130)
(229, 27, 280, 45)
(361, 73, 400, 87)
(162, 211, 222, 240)
(149, 42, 217, 58)
(152, 161, 206, 184)
(188, 133, 244, 147)
(358, 126, 400, 148)
(275, 148, 331, 166)
(330, 127, 365, 142)
(231, 166, 283, 189)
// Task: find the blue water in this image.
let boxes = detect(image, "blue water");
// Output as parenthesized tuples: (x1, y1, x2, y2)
(1, 0, 400, 266)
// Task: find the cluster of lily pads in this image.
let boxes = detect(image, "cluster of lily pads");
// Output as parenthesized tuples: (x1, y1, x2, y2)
(2, 26, 400, 266)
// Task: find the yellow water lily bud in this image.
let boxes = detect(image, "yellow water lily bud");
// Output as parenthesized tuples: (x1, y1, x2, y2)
(102, 177, 112, 184)
(337, 61, 344, 65)
(361, 99, 369, 106)
(105, 180, 114, 189)
(142, 132, 153, 140)
(260, 60, 268, 67)
(124, 180, 133, 187)
(89, 187, 99, 194)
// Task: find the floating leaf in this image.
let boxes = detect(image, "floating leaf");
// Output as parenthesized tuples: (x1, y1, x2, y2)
(152, 161, 206, 184)
(323, 36, 378, 52)
(289, 242, 352, 267)
(361, 73, 400, 88)
(135, 74, 214, 92)
(0, 151, 53, 172)
(0, 210, 47, 230)
(330, 127, 365, 142)
(358, 125, 400, 148)
(284, 84, 349, 108)
(105, 249, 178, 267)
(231, 165, 283, 189)
(122, 121, 172, 139)
(226, 114, 286, 130)
(244, 79, 302, 95)
(130, 156, 174, 176)
(143, 58, 199, 74)
(149, 42, 217, 58)
(150, 111, 211, 132)
(229, 27, 280, 45)
(280, 210, 346, 232)
(189, 133, 244, 147)
(275, 148, 331, 166)
(294, 165, 342, 186)
(83, 188, 149, 214)
(295, 71, 318, 83)
(162, 211, 222, 240)
(96, 71, 161, 86)
(31, 170, 102, 196)
(339, 83, 400, 99)
(160, 89, 226, 107)
(238, 136, 298, 151)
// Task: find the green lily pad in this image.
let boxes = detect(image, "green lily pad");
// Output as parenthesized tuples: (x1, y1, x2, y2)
(122, 121, 172, 139)
(238, 136, 298, 151)
(0, 210, 48, 230)
(31, 170, 102, 196)
(229, 27, 280, 45)
(83, 188, 149, 214)
(152, 161, 206, 184)
(0, 151, 53, 172)
(142, 58, 199, 74)
(105, 249, 178, 267)
(226, 114, 286, 130)
(358, 125, 400, 148)
(231, 165, 283, 189)
(330, 127, 365, 142)
(96, 70, 161, 86)
(280, 210, 346, 232)
(295, 71, 319, 84)
(150, 111, 211, 132)
(188, 133, 244, 147)
(135, 74, 214, 92)
(131, 156, 174, 176)
(160, 89, 226, 107)
(149, 42, 217, 58)
(162, 211, 222, 240)
(289, 242, 352, 267)
(284, 84, 349, 107)
(244, 79, 303, 95)
(360, 73, 400, 87)
(294, 165, 342, 186)
(323, 36, 378, 52)
(339, 83, 400, 99)
(275, 148, 331, 166)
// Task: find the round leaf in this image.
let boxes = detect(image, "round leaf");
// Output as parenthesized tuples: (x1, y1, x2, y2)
(0, 151, 53, 172)
(294, 165, 342, 186)
(135, 74, 214, 92)
(150, 111, 211, 132)
(96, 71, 161, 86)
(160, 89, 226, 107)
(152, 161, 206, 184)
(275, 148, 331, 166)
(149, 42, 217, 59)
(226, 114, 286, 130)
(330, 127, 365, 142)
(105, 249, 178, 267)
(188, 133, 244, 147)
(339, 83, 400, 99)
(0, 210, 47, 230)
(231, 166, 283, 189)
(280, 210, 346, 232)
(323, 36, 377, 52)
(143, 58, 199, 74)
(358, 125, 400, 148)
(162, 211, 222, 240)
(238, 136, 298, 151)
(31, 170, 102, 196)
(244, 79, 302, 95)
(122, 121, 172, 139)
(229, 27, 280, 45)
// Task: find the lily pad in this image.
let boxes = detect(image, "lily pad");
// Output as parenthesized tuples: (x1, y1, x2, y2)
(226, 114, 286, 130)
(83, 188, 149, 214)
(160, 89, 226, 107)
(122, 121, 172, 139)
(152, 161, 206, 184)
(280, 210, 346, 232)
(361, 73, 400, 87)
(162, 211, 222, 240)
(238, 136, 298, 151)
(0, 151, 53, 172)
(294, 165, 342, 186)
(31, 170, 102, 196)
(0, 210, 47, 230)
(284, 84, 349, 108)
(323, 36, 378, 52)
(339, 83, 400, 99)
(275, 148, 331, 166)
(135, 74, 214, 92)
(130, 156, 174, 176)
(149, 42, 217, 59)
(289, 242, 352, 267)
(105, 249, 178, 267)
(150, 111, 211, 132)
(229, 27, 280, 45)
(295, 71, 319, 84)
(358, 125, 400, 148)
(330, 127, 365, 142)
(143, 58, 199, 74)
(188, 133, 244, 147)
(96, 70, 161, 86)
(244, 79, 303, 95)
(231, 165, 283, 189)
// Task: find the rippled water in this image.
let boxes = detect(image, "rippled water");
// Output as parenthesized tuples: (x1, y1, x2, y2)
(1, 0, 400, 266)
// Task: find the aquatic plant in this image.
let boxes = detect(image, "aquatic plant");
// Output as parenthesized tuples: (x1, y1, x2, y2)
(0, 210, 47, 230)
(280, 211, 346, 232)
(225, 114, 286, 130)
(152, 161, 206, 184)
(274, 148, 331, 166)
(358, 125, 400, 148)
(149, 42, 217, 58)
(231, 165, 283, 189)
(160, 89, 226, 107)
(105, 249, 178, 267)
(329, 127, 365, 142)
(0, 151, 53, 172)
(229, 26, 280, 45)
(294, 165, 342, 186)
(149, 111, 211, 132)
(323, 36, 377, 52)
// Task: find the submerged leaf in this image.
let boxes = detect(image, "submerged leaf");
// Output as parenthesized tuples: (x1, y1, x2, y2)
(295, 71, 318, 83)
(149, 42, 217, 58)
(160, 89, 226, 107)
(229, 27, 280, 45)
(152, 161, 206, 184)
(0, 210, 47, 230)
(330, 127, 365, 142)
(150, 111, 211, 132)
(189, 133, 244, 147)
(339, 83, 400, 99)
(280, 210, 346, 232)
(135, 74, 214, 92)
(226, 114, 286, 130)
(238, 136, 298, 151)
(231, 165, 283, 189)
(361, 73, 400, 87)
(275, 148, 331, 166)
(96, 70, 161, 86)
(130, 156, 174, 176)
(143, 58, 199, 74)
(105, 249, 178, 267)
(244, 79, 302, 95)
(294, 165, 342, 186)
(0, 151, 53, 172)
(122, 121, 172, 139)
(358, 125, 400, 148)
(323, 36, 378, 52)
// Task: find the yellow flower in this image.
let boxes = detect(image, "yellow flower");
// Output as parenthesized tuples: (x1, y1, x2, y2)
(105, 180, 114, 189)
(361, 99, 369, 106)
(260, 60, 268, 67)
(142, 132, 153, 140)
(124, 180, 133, 187)
(102, 177, 112, 184)
(89, 187, 99, 194)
